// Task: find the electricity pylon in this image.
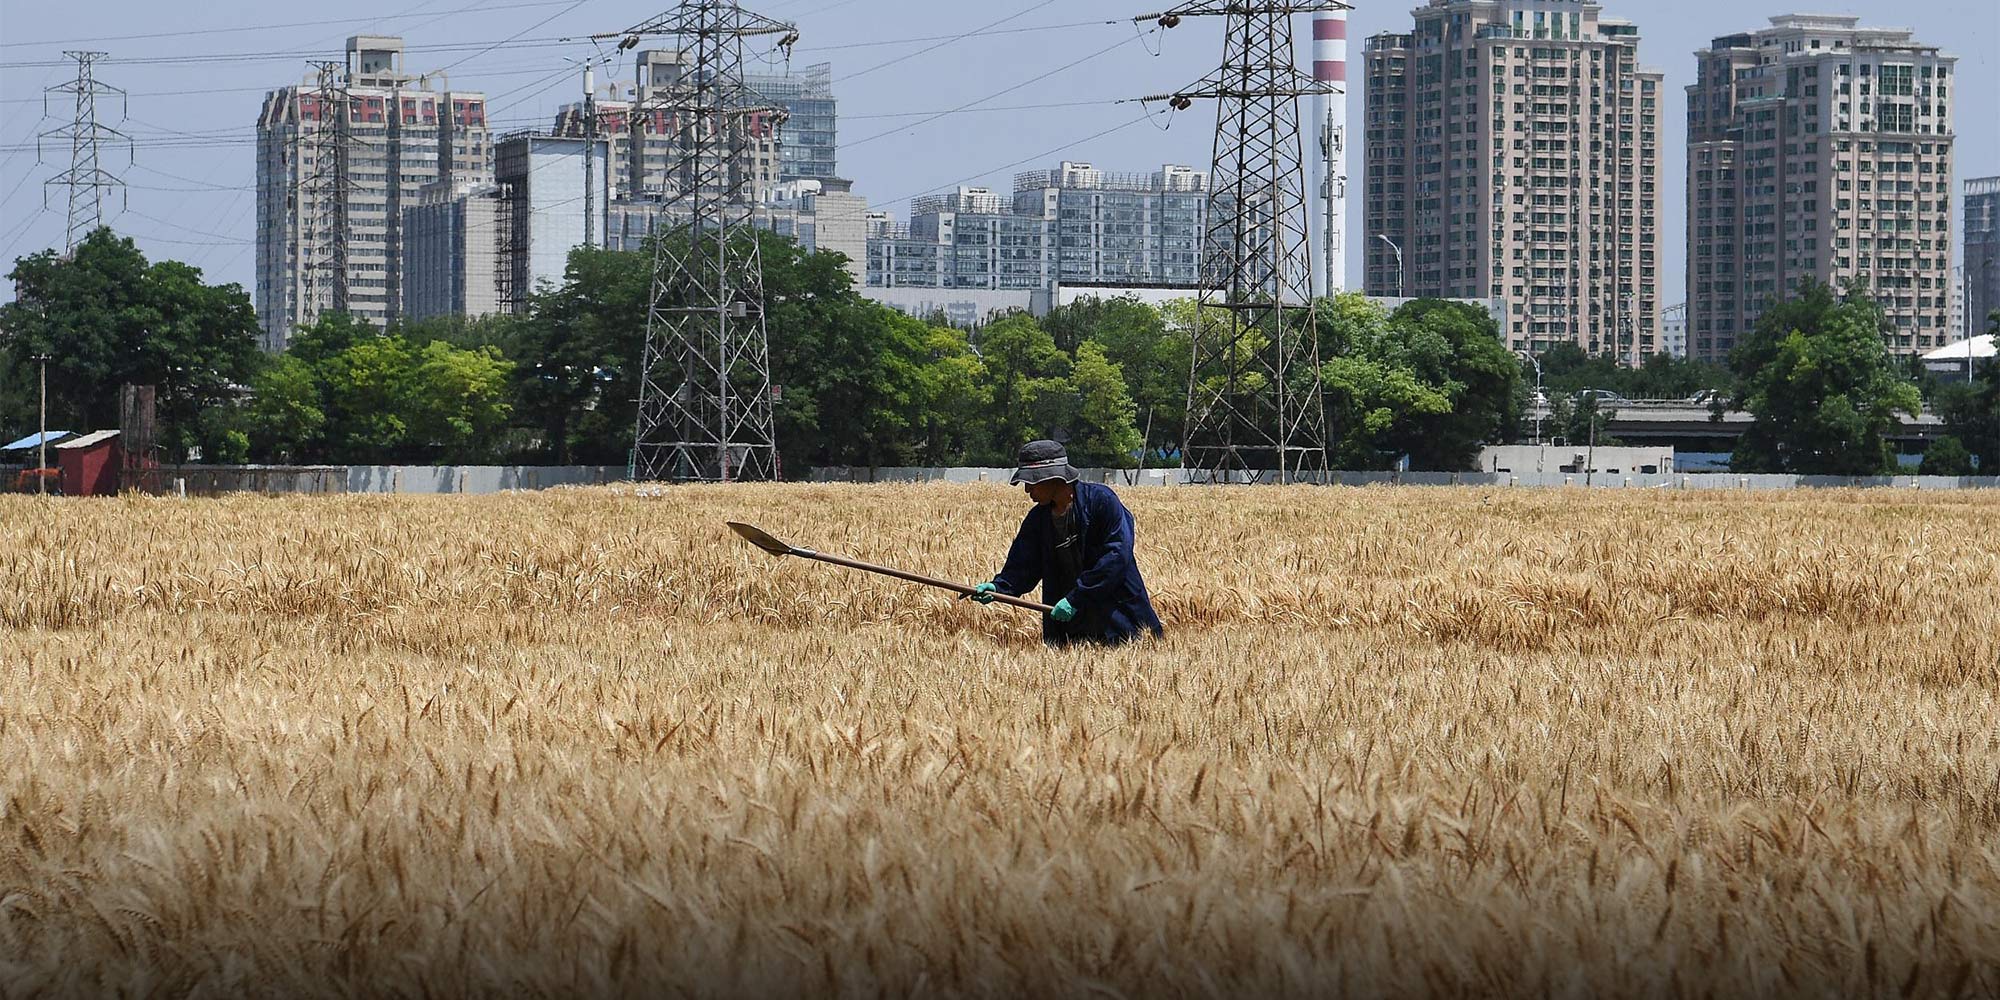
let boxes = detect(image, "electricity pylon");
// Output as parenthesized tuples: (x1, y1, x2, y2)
(40, 51, 130, 252)
(1137, 3, 1349, 482)
(606, 2, 798, 482)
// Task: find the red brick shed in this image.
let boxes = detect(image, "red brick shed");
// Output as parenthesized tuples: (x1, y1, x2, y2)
(53, 430, 123, 496)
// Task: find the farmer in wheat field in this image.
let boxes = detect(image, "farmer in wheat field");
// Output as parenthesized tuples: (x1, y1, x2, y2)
(970, 440, 1164, 646)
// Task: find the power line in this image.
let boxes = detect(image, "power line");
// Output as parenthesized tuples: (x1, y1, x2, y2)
(0, 0, 581, 48)
(0, 63, 605, 105)
(429, 0, 596, 77)
(124, 208, 253, 244)
(842, 0, 1059, 83)
(844, 99, 1117, 121)
(838, 28, 1154, 152)
(0, 18, 1133, 75)
(0, 36, 595, 70)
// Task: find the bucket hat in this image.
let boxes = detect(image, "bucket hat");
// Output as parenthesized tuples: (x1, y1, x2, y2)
(1008, 439, 1078, 485)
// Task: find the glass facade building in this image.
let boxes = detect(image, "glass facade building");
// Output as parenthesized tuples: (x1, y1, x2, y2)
(744, 62, 837, 183)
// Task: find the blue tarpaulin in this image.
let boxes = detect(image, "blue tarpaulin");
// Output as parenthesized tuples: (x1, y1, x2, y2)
(1, 431, 73, 451)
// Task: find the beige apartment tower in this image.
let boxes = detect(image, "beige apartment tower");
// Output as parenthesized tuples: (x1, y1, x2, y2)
(1365, 0, 1662, 358)
(1687, 15, 1956, 360)
(255, 37, 492, 349)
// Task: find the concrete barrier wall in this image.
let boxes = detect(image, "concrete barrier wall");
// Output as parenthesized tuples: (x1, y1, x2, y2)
(345, 466, 620, 494)
(128, 465, 623, 496)
(809, 466, 2000, 491)
(160, 464, 348, 496)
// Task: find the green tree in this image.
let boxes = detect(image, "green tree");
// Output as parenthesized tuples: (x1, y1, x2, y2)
(0, 227, 260, 458)
(508, 246, 651, 464)
(1547, 393, 1622, 448)
(406, 340, 514, 459)
(1319, 353, 1454, 468)
(911, 325, 991, 466)
(250, 314, 516, 464)
(1918, 435, 1974, 475)
(1065, 342, 1143, 468)
(1051, 296, 1187, 463)
(1728, 280, 1921, 474)
(1932, 357, 2000, 472)
(1623, 353, 1732, 399)
(1307, 295, 1520, 470)
(322, 335, 417, 461)
(1375, 299, 1522, 470)
(1314, 295, 1447, 468)
(974, 314, 1073, 460)
(245, 355, 325, 462)
(1534, 341, 1620, 397)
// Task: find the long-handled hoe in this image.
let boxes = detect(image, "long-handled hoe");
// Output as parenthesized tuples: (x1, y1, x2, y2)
(726, 521, 1054, 614)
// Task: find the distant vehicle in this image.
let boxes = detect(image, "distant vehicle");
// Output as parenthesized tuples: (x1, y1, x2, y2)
(1573, 388, 1626, 405)
(1689, 389, 1725, 405)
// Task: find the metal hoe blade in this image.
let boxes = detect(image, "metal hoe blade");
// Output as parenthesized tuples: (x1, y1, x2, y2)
(726, 521, 794, 556)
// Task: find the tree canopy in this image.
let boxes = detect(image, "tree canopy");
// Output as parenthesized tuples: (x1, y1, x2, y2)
(1727, 279, 1921, 475)
(5, 230, 1952, 479)
(0, 227, 261, 460)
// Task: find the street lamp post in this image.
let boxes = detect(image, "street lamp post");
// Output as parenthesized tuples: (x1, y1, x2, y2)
(1374, 234, 1403, 299)
(33, 353, 51, 496)
(1520, 350, 1544, 445)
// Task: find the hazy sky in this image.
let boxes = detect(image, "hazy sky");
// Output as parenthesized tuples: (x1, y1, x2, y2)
(1, 0, 1994, 308)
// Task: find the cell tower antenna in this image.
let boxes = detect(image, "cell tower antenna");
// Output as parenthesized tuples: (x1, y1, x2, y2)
(39, 51, 131, 253)
(598, 2, 798, 482)
(1135, 2, 1348, 483)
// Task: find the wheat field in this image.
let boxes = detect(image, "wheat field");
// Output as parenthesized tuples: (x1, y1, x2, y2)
(2, 484, 1997, 997)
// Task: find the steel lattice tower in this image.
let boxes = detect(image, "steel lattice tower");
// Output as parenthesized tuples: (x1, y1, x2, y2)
(1139, 3, 1348, 483)
(297, 60, 353, 322)
(607, 2, 798, 482)
(40, 51, 129, 252)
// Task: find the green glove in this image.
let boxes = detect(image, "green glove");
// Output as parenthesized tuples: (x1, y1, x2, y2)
(1049, 597, 1076, 622)
(971, 582, 999, 604)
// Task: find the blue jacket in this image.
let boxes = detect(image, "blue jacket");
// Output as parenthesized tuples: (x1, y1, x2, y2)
(992, 481, 1164, 646)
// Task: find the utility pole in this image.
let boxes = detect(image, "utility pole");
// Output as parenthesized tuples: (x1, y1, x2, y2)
(39, 51, 130, 252)
(1626, 291, 1640, 368)
(1375, 233, 1403, 299)
(1136, 1, 1346, 483)
(604, 2, 798, 482)
(569, 54, 611, 249)
(584, 59, 596, 250)
(1521, 350, 1543, 446)
(34, 354, 51, 495)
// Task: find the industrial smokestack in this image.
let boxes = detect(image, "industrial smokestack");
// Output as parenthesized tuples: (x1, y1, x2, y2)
(1313, 9, 1347, 295)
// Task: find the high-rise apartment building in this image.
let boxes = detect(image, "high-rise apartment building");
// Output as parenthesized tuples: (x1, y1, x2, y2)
(1967, 176, 2000, 339)
(1688, 15, 1956, 359)
(868, 187, 1051, 290)
(866, 163, 1210, 291)
(1011, 161, 1208, 287)
(599, 179, 868, 286)
(255, 36, 490, 349)
(1364, 0, 1662, 358)
(1659, 301, 1687, 357)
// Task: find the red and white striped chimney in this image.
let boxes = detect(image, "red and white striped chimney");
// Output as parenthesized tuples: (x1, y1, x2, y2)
(1314, 9, 1348, 293)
